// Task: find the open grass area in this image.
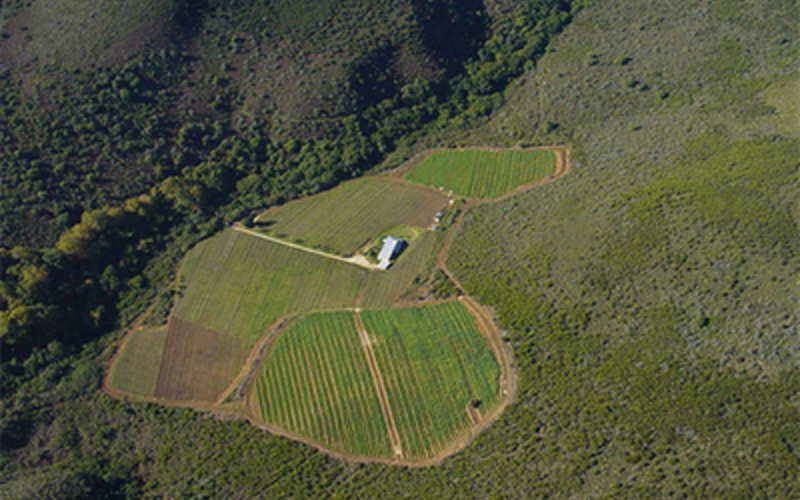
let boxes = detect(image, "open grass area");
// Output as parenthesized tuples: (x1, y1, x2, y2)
(252, 311, 393, 458)
(106, 326, 168, 398)
(361, 301, 500, 460)
(255, 177, 449, 256)
(174, 229, 367, 345)
(403, 149, 556, 199)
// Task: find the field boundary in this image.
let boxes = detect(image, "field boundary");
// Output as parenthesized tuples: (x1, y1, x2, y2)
(215, 316, 292, 404)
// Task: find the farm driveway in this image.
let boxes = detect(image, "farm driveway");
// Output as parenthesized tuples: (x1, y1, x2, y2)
(232, 224, 379, 270)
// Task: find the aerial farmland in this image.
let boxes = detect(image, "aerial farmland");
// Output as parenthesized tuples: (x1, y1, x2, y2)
(105, 147, 564, 464)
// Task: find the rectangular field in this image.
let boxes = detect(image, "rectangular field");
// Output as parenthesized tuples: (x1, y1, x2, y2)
(403, 149, 556, 199)
(255, 176, 450, 256)
(175, 229, 367, 344)
(360, 301, 500, 460)
(253, 312, 393, 458)
(154, 318, 252, 402)
(107, 326, 168, 397)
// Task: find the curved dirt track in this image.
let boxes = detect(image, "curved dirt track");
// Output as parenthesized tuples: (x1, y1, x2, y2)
(103, 145, 570, 467)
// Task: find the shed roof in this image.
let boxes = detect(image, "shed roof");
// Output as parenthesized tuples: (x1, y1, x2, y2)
(377, 236, 404, 263)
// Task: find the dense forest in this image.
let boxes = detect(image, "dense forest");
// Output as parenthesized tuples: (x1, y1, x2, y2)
(2, 0, 799, 498)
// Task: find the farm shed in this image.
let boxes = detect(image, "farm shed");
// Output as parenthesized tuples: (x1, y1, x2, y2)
(377, 236, 405, 270)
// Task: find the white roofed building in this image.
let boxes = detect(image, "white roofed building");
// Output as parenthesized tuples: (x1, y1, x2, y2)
(377, 236, 405, 270)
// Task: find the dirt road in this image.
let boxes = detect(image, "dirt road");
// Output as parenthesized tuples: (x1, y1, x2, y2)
(353, 310, 404, 460)
(232, 224, 379, 270)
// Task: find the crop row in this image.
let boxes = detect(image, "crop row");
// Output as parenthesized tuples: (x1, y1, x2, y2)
(256, 177, 448, 256)
(174, 229, 366, 345)
(361, 301, 500, 459)
(404, 149, 555, 199)
(255, 312, 393, 458)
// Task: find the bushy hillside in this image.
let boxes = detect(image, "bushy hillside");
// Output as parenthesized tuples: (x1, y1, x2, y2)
(0, 0, 516, 248)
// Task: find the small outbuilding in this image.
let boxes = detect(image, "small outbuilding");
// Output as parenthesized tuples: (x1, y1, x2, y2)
(377, 235, 406, 270)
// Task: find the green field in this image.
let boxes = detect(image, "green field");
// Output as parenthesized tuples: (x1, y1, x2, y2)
(255, 177, 449, 256)
(361, 301, 500, 460)
(250, 301, 500, 461)
(404, 149, 556, 199)
(107, 326, 168, 397)
(175, 229, 367, 344)
(253, 311, 393, 458)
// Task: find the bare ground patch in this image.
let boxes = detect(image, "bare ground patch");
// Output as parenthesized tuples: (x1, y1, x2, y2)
(154, 317, 251, 402)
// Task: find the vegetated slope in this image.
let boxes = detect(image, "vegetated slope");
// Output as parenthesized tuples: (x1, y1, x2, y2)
(194, 0, 485, 126)
(174, 229, 367, 344)
(0, 0, 488, 248)
(438, 0, 800, 497)
(10, 0, 799, 497)
(253, 311, 394, 459)
(0, 0, 184, 69)
(404, 148, 555, 198)
(360, 301, 500, 460)
(255, 177, 449, 256)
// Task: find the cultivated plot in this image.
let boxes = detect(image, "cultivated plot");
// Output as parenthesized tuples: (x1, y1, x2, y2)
(107, 326, 168, 398)
(249, 301, 501, 462)
(253, 311, 394, 458)
(154, 318, 251, 402)
(404, 149, 556, 199)
(255, 176, 449, 256)
(175, 228, 367, 344)
(361, 301, 500, 460)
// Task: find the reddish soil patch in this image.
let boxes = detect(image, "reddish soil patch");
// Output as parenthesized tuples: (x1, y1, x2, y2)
(154, 317, 251, 402)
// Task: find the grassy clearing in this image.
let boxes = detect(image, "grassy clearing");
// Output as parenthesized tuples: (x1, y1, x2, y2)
(107, 326, 168, 397)
(255, 177, 449, 256)
(361, 301, 500, 460)
(403, 149, 555, 199)
(253, 311, 393, 458)
(154, 318, 251, 402)
(360, 230, 440, 309)
(175, 229, 367, 345)
(11, 0, 177, 68)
